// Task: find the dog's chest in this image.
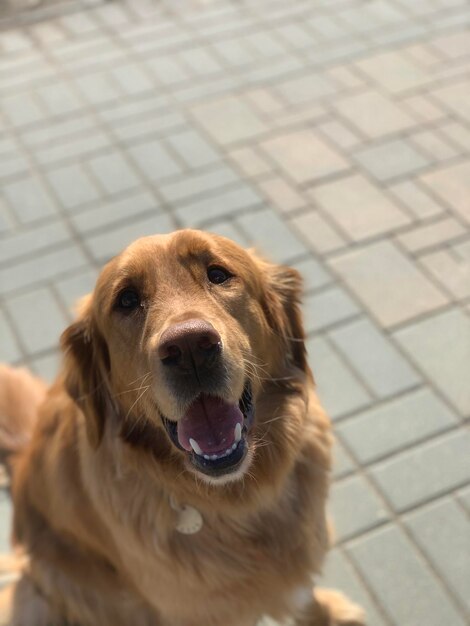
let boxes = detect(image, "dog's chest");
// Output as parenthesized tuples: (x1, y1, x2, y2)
(117, 506, 307, 623)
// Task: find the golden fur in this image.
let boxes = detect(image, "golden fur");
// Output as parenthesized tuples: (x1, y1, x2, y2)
(0, 230, 364, 626)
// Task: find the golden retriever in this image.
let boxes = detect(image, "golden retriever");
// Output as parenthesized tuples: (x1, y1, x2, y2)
(0, 229, 364, 626)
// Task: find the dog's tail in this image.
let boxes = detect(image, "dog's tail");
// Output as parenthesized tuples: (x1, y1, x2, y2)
(0, 366, 43, 609)
(0, 365, 46, 467)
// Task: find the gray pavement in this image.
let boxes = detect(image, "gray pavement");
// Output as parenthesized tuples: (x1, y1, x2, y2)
(0, 0, 469, 624)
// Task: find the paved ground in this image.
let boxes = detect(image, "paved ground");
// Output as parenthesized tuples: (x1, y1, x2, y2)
(1, 0, 470, 624)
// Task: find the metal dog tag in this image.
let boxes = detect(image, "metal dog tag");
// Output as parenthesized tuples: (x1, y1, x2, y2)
(174, 504, 203, 535)
(170, 495, 203, 535)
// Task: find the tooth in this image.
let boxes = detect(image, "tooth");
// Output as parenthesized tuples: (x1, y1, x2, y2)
(234, 423, 242, 443)
(226, 448, 231, 454)
(211, 454, 218, 460)
(204, 455, 210, 460)
(189, 438, 203, 456)
(232, 442, 237, 451)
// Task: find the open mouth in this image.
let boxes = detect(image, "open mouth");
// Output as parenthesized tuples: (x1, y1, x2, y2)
(161, 383, 254, 478)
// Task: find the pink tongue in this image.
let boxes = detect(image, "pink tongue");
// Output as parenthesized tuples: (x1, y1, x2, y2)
(177, 396, 243, 455)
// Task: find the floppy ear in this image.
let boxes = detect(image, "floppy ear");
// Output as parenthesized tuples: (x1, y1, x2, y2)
(260, 261, 308, 374)
(60, 298, 112, 448)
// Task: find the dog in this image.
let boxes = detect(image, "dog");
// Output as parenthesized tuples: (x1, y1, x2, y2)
(0, 229, 364, 626)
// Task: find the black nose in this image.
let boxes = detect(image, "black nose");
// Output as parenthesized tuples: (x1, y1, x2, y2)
(158, 319, 222, 368)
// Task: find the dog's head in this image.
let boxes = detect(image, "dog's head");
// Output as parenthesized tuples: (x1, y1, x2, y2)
(61, 230, 309, 489)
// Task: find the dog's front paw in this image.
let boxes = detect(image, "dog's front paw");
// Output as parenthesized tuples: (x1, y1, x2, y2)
(314, 588, 366, 626)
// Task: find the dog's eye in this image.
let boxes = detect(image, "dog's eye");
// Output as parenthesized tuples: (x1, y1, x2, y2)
(116, 289, 140, 311)
(207, 266, 232, 285)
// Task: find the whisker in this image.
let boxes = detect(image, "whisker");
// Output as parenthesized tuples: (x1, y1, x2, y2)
(261, 414, 289, 426)
(112, 385, 150, 399)
(124, 386, 151, 421)
(253, 441, 272, 450)
(127, 371, 152, 387)
(240, 349, 298, 386)
(239, 350, 268, 366)
(110, 372, 153, 401)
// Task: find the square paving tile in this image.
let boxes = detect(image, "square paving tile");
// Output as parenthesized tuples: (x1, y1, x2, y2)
(403, 94, 445, 123)
(0, 309, 22, 363)
(394, 308, 470, 416)
(354, 138, 430, 181)
(307, 337, 372, 420)
(175, 185, 263, 227)
(318, 119, 361, 150)
(410, 129, 458, 162)
(371, 430, 470, 512)
(456, 486, 470, 515)
(166, 129, 219, 169)
(2, 92, 45, 126)
(328, 317, 421, 399)
(348, 525, 468, 626)
(85, 213, 176, 263)
(54, 268, 98, 315)
(332, 439, 356, 479)
(0, 205, 13, 237)
(236, 208, 309, 264)
(47, 163, 101, 210)
(432, 78, 470, 123)
(329, 240, 447, 327)
(0, 245, 89, 296)
(229, 146, 272, 178)
(88, 151, 141, 195)
(71, 191, 159, 235)
(0, 220, 69, 266)
(179, 47, 223, 76)
(111, 63, 154, 96)
(303, 287, 359, 334)
(329, 474, 389, 541)
(319, 549, 387, 626)
(3, 287, 68, 356)
(405, 498, 470, 614)
(275, 72, 337, 105)
(355, 50, 430, 93)
(311, 174, 410, 240)
(440, 120, 470, 152)
(291, 211, 347, 255)
(0, 494, 12, 555)
(260, 130, 349, 185)
(420, 250, 470, 300)
(191, 96, 267, 145)
(420, 160, 470, 224)
(259, 177, 306, 214)
(128, 139, 181, 183)
(431, 30, 470, 59)
(292, 257, 332, 293)
(333, 90, 416, 138)
(3, 176, 58, 224)
(388, 179, 443, 219)
(160, 166, 240, 203)
(75, 73, 120, 105)
(213, 38, 254, 67)
(147, 56, 190, 86)
(205, 220, 249, 247)
(396, 217, 465, 253)
(337, 388, 458, 463)
(37, 81, 82, 115)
